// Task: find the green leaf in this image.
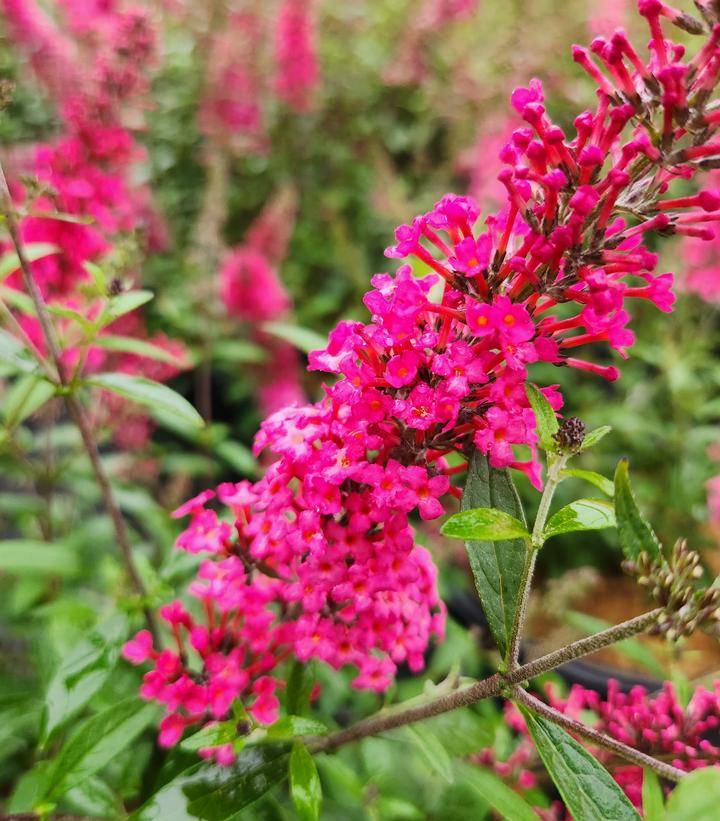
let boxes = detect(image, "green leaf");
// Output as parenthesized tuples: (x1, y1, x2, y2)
(181, 720, 240, 753)
(0, 284, 36, 315)
(0, 539, 79, 577)
(214, 440, 260, 478)
(262, 322, 327, 354)
(286, 661, 315, 718)
(0, 243, 59, 281)
(46, 303, 94, 332)
(561, 469, 614, 498)
(2, 374, 55, 425)
(457, 762, 540, 821)
(613, 460, 662, 561)
(401, 724, 453, 784)
(95, 334, 189, 366)
(290, 742, 321, 821)
(86, 373, 204, 429)
(104, 289, 154, 322)
(83, 261, 106, 293)
(542, 499, 616, 542)
(525, 383, 559, 450)
(131, 746, 289, 821)
(441, 507, 530, 542)
(213, 339, 267, 364)
(580, 426, 612, 451)
(522, 710, 640, 821)
(42, 613, 129, 742)
(420, 708, 494, 757)
(666, 768, 720, 819)
(458, 450, 530, 660)
(0, 327, 40, 374)
(64, 775, 123, 821)
(266, 716, 328, 739)
(641, 769, 665, 821)
(41, 697, 159, 800)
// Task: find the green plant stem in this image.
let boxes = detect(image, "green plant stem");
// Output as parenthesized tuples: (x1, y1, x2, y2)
(0, 159, 159, 643)
(512, 687, 686, 783)
(507, 452, 569, 668)
(311, 608, 661, 754)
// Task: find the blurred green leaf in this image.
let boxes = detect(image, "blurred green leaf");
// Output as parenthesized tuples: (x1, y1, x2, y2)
(95, 334, 190, 366)
(262, 322, 326, 354)
(666, 768, 720, 819)
(402, 724, 453, 784)
(0, 243, 59, 281)
(561, 469, 614, 498)
(0, 327, 40, 374)
(104, 289, 154, 323)
(614, 460, 662, 561)
(290, 742, 321, 821)
(42, 613, 129, 742)
(641, 770, 664, 821)
(542, 500, 616, 542)
(2, 374, 55, 425)
(0, 539, 79, 577)
(457, 762, 539, 821)
(86, 373, 204, 429)
(42, 697, 159, 801)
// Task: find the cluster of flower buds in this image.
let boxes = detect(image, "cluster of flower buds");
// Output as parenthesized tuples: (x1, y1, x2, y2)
(624, 538, 720, 639)
(552, 416, 587, 453)
(505, 680, 720, 810)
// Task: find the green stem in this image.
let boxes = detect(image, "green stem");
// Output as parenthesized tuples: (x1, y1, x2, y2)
(507, 452, 569, 668)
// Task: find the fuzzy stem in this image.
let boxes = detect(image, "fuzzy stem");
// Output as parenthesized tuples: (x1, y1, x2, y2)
(512, 687, 686, 783)
(508, 452, 569, 668)
(311, 608, 662, 753)
(0, 159, 160, 643)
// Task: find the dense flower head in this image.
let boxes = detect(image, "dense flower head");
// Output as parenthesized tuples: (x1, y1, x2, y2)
(124, 468, 444, 762)
(496, 680, 720, 811)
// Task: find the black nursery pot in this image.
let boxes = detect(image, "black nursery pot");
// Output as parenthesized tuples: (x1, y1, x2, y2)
(446, 590, 663, 697)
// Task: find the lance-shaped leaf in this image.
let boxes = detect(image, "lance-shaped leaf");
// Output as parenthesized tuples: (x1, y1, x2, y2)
(0, 328, 40, 375)
(641, 770, 664, 821)
(666, 767, 720, 819)
(41, 697, 159, 801)
(580, 425, 612, 451)
(86, 373, 204, 429)
(542, 499, 616, 542)
(522, 710, 640, 821)
(525, 382, 559, 451)
(561, 469, 614, 497)
(290, 742, 322, 821)
(263, 322, 327, 354)
(457, 450, 529, 659)
(613, 460, 661, 561)
(441, 507, 530, 542)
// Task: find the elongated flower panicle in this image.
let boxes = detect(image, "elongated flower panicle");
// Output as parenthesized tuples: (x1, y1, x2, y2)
(130, 2, 720, 759)
(274, 0, 319, 113)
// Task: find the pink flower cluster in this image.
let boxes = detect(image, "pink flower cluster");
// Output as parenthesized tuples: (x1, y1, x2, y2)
(274, 0, 319, 113)
(124, 469, 443, 763)
(221, 189, 304, 415)
(198, 12, 266, 153)
(131, 1, 720, 758)
(2, 0, 189, 446)
(679, 171, 720, 301)
(499, 681, 720, 811)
